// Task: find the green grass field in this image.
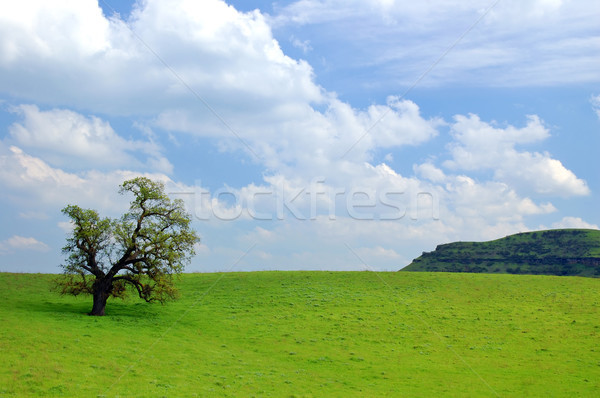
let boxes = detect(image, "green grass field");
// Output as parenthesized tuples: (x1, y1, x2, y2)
(1, 272, 599, 397)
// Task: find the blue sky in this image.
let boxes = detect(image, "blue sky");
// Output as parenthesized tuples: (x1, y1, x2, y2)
(1, 0, 599, 272)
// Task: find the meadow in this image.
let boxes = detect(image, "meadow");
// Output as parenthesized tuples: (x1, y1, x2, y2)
(1, 271, 599, 397)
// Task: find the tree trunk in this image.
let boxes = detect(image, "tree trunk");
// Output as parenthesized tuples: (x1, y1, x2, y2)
(90, 278, 112, 316)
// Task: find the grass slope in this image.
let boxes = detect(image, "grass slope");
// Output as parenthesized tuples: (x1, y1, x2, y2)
(1, 272, 599, 397)
(403, 229, 600, 276)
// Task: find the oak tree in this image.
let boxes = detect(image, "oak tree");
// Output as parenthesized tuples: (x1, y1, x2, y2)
(56, 177, 199, 316)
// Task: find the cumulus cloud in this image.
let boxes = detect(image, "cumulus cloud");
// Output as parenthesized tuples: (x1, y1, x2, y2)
(354, 245, 402, 260)
(591, 94, 600, 120)
(0, 0, 438, 173)
(0, 235, 49, 254)
(182, 159, 562, 270)
(0, 144, 176, 213)
(551, 217, 599, 230)
(414, 162, 446, 183)
(0, 1, 111, 62)
(364, 96, 442, 148)
(0, 0, 322, 116)
(0, 0, 440, 179)
(227, 215, 446, 271)
(445, 175, 556, 221)
(445, 114, 589, 197)
(290, 35, 312, 53)
(57, 221, 74, 234)
(0, 1, 595, 272)
(0, 145, 84, 202)
(7, 105, 172, 173)
(0, 142, 572, 271)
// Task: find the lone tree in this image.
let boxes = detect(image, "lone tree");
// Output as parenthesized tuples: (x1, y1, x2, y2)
(56, 177, 199, 316)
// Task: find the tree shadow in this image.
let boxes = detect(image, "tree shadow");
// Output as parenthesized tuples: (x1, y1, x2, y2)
(12, 298, 88, 316)
(23, 297, 159, 319)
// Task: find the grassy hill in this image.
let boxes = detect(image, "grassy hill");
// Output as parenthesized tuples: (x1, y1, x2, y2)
(403, 229, 600, 276)
(1, 271, 599, 396)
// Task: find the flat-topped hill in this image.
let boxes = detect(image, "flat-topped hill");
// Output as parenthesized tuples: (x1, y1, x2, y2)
(402, 229, 600, 276)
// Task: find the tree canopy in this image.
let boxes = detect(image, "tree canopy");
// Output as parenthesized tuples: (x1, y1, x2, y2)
(56, 177, 199, 316)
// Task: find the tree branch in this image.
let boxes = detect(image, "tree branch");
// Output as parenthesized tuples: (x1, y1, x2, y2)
(112, 275, 153, 303)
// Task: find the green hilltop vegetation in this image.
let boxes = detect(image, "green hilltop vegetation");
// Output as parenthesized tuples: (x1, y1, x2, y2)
(403, 229, 600, 277)
(1, 271, 600, 396)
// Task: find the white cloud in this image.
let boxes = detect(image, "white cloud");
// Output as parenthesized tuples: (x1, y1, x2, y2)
(591, 94, 600, 120)
(0, 145, 84, 202)
(445, 114, 589, 197)
(445, 175, 556, 220)
(18, 211, 49, 220)
(0, 1, 595, 272)
(414, 162, 446, 183)
(290, 35, 312, 53)
(157, 96, 441, 185)
(0, 144, 175, 214)
(0, 0, 323, 116)
(0, 0, 110, 63)
(270, 0, 600, 87)
(0, 235, 49, 254)
(551, 217, 599, 230)
(0, 0, 438, 174)
(0, 143, 572, 271)
(228, 215, 443, 271)
(365, 96, 442, 147)
(183, 162, 562, 270)
(355, 245, 402, 260)
(7, 105, 172, 173)
(57, 221, 74, 234)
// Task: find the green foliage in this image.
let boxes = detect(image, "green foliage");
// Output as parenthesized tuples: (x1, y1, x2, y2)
(2, 272, 600, 396)
(404, 229, 600, 276)
(55, 177, 199, 314)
